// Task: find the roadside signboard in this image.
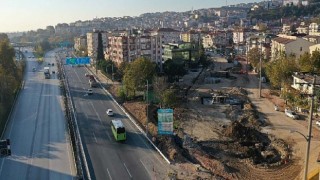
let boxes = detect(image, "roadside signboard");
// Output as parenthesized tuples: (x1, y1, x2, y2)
(157, 109, 173, 135)
(66, 57, 90, 65)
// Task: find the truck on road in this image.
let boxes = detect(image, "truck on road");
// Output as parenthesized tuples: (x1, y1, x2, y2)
(44, 67, 50, 79)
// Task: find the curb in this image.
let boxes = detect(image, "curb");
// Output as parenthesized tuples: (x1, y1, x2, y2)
(86, 67, 171, 165)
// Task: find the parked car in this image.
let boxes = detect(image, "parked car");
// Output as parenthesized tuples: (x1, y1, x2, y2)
(52, 63, 54, 66)
(285, 109, 299, 119)
(87, 89, 93, 95)
(52, 70, 55, 74)
(106, 109, 114, 116)
(316, 120, 320, 127)
(32, 67, 36, 72)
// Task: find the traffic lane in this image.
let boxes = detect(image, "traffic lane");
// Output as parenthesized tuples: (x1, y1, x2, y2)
(76, 66, 167, 173)
(66, 68, 134, 179)
(74, 99, 131, 180)
(68, 65, 165, 179)
(87, 85, 158, 179)
(67, 67, 150, 179)
(0, 83, 42, 179)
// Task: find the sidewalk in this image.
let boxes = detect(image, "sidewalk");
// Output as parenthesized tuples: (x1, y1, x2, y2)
(245, 71, 320, 178)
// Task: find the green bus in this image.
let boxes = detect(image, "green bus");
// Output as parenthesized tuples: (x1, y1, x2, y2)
(111, 119, 126, 141)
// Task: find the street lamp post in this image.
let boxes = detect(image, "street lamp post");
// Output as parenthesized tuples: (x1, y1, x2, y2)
(303, 76, 316, 180)
(294, 75, 317, 180)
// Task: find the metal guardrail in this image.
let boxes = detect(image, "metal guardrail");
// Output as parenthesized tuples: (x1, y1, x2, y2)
(87, 67, 171, 165)
(57, 52, 91, 180)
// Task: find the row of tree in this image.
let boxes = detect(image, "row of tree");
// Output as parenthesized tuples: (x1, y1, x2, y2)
(0, 34, 23, 133)
(247, 47, 320, 109)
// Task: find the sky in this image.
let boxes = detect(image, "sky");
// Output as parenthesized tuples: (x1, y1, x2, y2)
(0, 0, 262, 33)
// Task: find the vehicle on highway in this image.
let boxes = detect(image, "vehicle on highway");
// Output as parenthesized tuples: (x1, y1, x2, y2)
(285, 109, 299, 119)
(44, 67, 50, 79)
(87, 89, 93, 95)
(316, 120, 320, 127)
(111, 119, 126, 141)
(106, 109, 114, 116)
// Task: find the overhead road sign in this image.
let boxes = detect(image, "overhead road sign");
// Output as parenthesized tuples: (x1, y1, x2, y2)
(66, 57, 90, 65)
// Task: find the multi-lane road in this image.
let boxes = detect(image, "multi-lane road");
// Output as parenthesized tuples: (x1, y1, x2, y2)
(62, 57, 169, 179)
(0, 49, 76, 179)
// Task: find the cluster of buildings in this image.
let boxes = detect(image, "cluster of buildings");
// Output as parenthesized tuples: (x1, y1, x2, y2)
(70, 0, 320, 70)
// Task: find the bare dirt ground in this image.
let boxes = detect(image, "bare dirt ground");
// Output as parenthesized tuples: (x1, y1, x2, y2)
(91, 55, 320, 179)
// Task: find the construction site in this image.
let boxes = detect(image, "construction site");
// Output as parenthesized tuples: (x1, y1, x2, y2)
(96, 55, 320, 180)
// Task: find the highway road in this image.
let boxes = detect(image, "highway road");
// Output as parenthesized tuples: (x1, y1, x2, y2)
(62, 58, 169, 179)
(0, 49, 76, 179)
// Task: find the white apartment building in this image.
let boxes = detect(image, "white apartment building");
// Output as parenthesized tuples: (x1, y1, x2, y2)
(309, 23, 320, 36)
(271, 34, 315, 60)
(74, 35, 87, 52)
(86, 30, 110, 60)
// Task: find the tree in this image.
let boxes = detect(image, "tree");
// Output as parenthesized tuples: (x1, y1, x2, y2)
(153, 76, 168, 107)
(123, 57, 156, 97)
(297, 52, 313, 72)
(265, 56, 298, 88)
(163, 59, 187, 82)
(96, 32, 104, 61)
(117, 61, 128, 80)
(162, 89, 178, 108)
(247, 47, 261, 68)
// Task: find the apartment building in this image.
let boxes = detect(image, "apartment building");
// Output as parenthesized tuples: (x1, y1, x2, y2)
(291, 72, 320, 95)
(86, 30, 110, 60)
(246, 34, 273, 59)
(180, 30, 200, 43)
(74, 35, 87, 52)
(271, 34, 315, 60)
(233, 28, 257, 54)
(105, 35, 160, 65)
(309, 23, 320, 36)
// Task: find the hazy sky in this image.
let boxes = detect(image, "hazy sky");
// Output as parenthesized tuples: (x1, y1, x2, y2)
(0, 0, 261, 32)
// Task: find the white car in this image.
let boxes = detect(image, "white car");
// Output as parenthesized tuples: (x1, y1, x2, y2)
(285, 109, 299, 119)
(316, 120, 320, 127)
(106, 109, 114, 116)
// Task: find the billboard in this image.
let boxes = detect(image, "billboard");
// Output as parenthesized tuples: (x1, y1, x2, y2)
(157, 109, 173, 135)
(66, 57, 90, 65)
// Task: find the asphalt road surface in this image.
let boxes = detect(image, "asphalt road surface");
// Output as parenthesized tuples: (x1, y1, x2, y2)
(0, 49, 76, 179)
(62, 59, 169, 180)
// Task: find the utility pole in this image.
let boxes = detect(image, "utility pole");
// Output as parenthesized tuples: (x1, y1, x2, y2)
(304, 75, 316, 180)
(146, 79, 149, 136)
(259, 42, 262, 98)
(111, 63, 114, 83)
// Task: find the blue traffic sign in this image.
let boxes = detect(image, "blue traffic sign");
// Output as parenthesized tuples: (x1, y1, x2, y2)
(66, 57, 90, 65)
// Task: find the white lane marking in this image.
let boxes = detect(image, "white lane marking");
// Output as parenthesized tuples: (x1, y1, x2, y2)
(89, 102, 102, 124)
(88, 102, 112, 141)
(107, 168, 112, 180)
(124, 120, 164, 165)
(140, 159, 152, 178)
(105, 131, 112, 141)
(123, 163, 132, 178)
(92, 132, 97, 143)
